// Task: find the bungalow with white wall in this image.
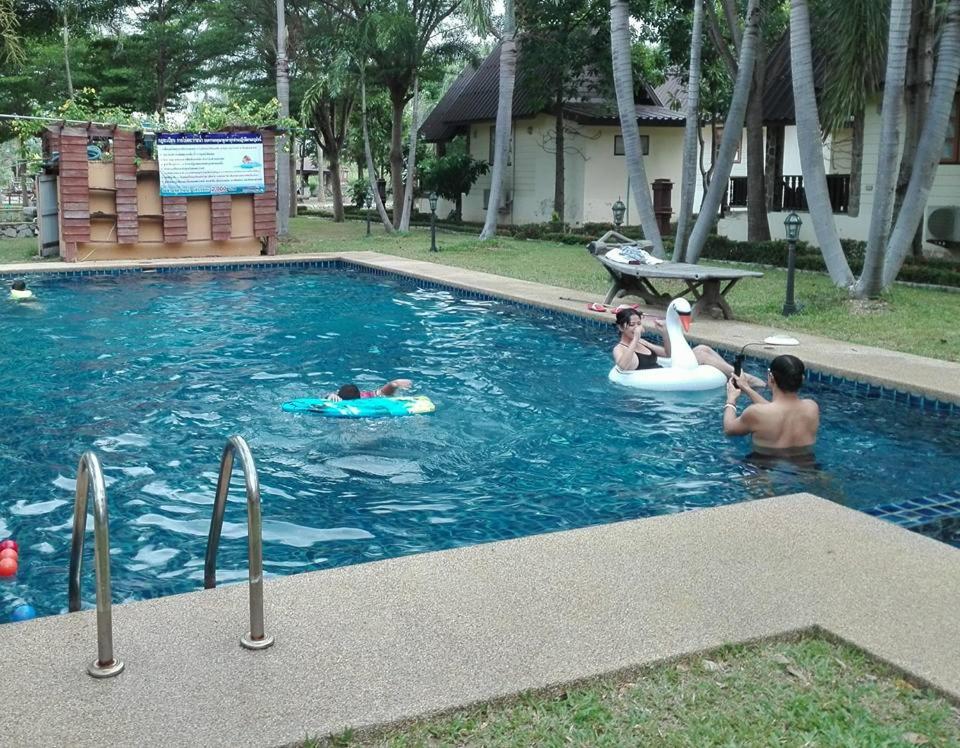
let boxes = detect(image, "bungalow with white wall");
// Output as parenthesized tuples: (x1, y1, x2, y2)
(422, 39, 960, 256)
(699, 37, 960, 256)
(419, 42, 685, 228)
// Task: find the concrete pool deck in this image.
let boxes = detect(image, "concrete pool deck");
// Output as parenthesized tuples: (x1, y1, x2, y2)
(1, 252, 959, 745)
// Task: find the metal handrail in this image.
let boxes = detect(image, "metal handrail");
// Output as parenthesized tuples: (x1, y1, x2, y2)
(204, 435, 274, 650)
(68, 451, 124, 678)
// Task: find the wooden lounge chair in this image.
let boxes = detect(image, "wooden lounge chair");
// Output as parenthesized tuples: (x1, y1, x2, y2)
(587, 231, 763, 320)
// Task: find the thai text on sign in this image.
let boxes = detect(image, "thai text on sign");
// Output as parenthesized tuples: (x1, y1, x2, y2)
(157, 132, 266, 197)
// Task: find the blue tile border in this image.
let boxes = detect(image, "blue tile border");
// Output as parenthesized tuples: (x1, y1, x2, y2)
(2, 257, 957, 416)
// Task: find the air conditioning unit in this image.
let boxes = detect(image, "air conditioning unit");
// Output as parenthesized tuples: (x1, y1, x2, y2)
(926, 206, 960, 242)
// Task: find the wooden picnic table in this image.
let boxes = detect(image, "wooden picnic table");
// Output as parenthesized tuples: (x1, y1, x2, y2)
(594, 251, 763, 320)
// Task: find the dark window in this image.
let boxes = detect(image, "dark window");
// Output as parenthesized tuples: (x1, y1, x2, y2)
(614, 134, 649, 156)
(942, 95, 959, 164)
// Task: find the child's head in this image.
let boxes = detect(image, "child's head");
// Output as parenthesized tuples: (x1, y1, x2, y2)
(337, 383, 362, 400)
(11, 280, 26, 291)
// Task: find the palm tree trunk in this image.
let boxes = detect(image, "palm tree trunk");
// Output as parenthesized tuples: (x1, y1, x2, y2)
(328, 147, 344, 222)
(361, 72, 395, 233)
(480, 0, 517, 241)
(62, 9, 73, 98)
(746, 32, 770, 242)
(789, 0, 854, 288)
(554, 92, 565, 222)
(399, 75, 420, 232)
(674, 0, 704, 261)
(882, 0, 960, 287)
(894, 0, 935, 258)
(856, 0, 912, 298)
(275, 0, 290, 238)
(388, 87, 406, 229)
(685, 0, 761, 265)
(609, 0, 664, 255)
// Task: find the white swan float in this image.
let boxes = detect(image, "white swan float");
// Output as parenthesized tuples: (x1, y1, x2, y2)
(608, 297, 728, 392)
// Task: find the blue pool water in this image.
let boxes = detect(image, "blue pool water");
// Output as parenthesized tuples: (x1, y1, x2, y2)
(2, 265, 960, 619)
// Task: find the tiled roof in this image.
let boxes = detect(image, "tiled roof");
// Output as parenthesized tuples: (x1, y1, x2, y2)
(420, 42, 681, 142)
(762, 31, 828, 125)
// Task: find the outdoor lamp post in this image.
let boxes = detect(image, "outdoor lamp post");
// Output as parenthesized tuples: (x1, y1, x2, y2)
(612, 198, 626, 229)
(429, 192, 439, 252)
(782, 211, 802, 316)
(365, 190, 373, 237)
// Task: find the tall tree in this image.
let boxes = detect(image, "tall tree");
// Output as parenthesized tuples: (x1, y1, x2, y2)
(858, 0, 912, 296)
(789, 0, 855, 288)
(608, 0, 663, 255)
(673, 0, 704, 261)
(480, 1, 516, 239)
(515, 0, 610, 224)
(275, 0, 290, 237)
(883, 0, 960, 285)
(685, 0, 762, 264)
(300, 64, 355, 222)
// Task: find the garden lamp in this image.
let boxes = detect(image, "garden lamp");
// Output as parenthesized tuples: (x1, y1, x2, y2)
(429, 192, 439, 252)
(612, 198, 626, 229)
(365, 189, 373, 237)
(782, 212, 802, 316)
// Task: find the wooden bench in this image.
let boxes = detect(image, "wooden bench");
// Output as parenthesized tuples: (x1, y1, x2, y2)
(588, 235, 763, 320)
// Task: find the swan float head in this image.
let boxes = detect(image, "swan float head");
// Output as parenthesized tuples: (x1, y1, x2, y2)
(663, 297, 699, 370)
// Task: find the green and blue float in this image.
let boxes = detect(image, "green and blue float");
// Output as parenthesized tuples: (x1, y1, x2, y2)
(281, 395, 436, 419)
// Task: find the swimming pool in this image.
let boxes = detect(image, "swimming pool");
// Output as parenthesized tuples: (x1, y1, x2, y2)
(2, 263, 959, 619)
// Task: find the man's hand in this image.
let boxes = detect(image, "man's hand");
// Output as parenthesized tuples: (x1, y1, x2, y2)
(726, 377, 742, 402)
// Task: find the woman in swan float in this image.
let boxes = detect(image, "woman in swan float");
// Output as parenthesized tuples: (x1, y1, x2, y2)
(610, 299, 764, 392)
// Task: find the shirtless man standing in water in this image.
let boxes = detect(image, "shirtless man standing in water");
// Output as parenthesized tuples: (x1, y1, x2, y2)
(723, 354, 820, 455)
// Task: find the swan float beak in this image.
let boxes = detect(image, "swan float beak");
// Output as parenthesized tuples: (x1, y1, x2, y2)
(679, 312, 692, 333)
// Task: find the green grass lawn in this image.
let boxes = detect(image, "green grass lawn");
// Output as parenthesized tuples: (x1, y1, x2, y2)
(282, 217, 960, 362)
(0, 237, 42, 264)
(305, 635, 960, 747)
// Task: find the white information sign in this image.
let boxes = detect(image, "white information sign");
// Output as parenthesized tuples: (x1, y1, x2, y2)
(157, 132, 266, 197)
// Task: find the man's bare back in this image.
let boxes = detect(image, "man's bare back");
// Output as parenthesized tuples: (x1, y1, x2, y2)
(723, 354, 820, 453)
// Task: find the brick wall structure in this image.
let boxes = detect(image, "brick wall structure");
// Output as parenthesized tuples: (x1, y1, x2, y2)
(41, 125, 279, 261)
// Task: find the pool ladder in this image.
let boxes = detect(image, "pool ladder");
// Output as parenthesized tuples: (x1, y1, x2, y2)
(203, 435, 274, 650)
(68, 451, 125, 678)
(67, 435, 272, 679)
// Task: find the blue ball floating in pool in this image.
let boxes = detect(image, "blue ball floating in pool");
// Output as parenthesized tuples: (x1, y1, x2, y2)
(10, 604, 36, 622)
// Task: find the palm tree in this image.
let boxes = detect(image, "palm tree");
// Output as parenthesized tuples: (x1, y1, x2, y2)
(399, 75, 420, 232)
(788, 0, 855, 289)
(684, 0, 761, 265)
(275, 0, 290, 238)
(361, 69, 396, 233)
(857, 0, 912, 297)
(883, 0, 960, 286)
(608, 0, 663, 256)
(673, 0, 704, 262)
(479, 0, 516, 241)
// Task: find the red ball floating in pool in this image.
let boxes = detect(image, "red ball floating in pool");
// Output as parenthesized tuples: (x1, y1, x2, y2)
(0, 539, 16, 552)
(0, 548, 17, 562)
(0, 557, 17, 577)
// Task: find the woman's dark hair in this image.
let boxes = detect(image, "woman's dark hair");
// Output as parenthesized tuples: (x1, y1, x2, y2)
(337, 383, 362, 400)
(769, 354, 805, 392)
(11, 280, 26, 291)
(614, 308, 641, 327)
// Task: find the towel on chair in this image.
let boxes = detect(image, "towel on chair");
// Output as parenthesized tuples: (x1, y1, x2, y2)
(605, 245, 665, 266)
